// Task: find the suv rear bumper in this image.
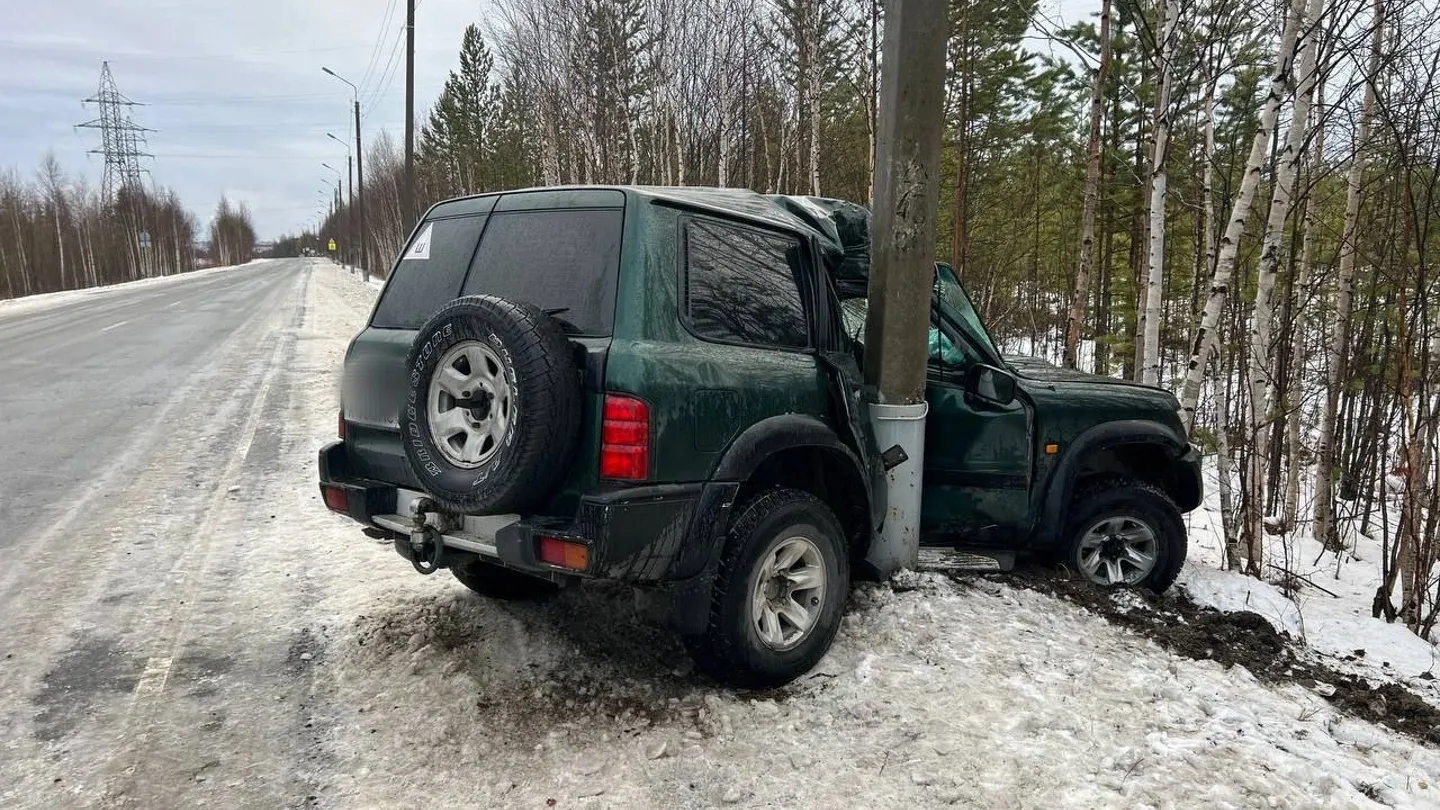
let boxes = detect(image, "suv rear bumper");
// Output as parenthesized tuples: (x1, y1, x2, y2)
(318, 441, 737, 600)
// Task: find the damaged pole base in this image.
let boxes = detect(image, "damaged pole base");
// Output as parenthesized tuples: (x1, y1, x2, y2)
(863, 399, 928, 580)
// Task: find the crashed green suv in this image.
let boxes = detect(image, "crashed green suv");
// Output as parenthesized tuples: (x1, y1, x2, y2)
(318, 186, 1202, 687)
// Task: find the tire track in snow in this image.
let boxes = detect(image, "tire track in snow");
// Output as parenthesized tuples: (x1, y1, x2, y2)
(92, 271, 309, 808)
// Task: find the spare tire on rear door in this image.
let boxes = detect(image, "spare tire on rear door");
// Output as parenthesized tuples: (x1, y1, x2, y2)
(400, 294, 581, 514)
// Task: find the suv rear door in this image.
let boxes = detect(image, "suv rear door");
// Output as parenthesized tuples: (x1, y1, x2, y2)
(342, 190, 626, 495)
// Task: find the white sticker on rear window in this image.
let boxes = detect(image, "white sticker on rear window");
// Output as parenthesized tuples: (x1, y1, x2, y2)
(404, 223, 434, 260)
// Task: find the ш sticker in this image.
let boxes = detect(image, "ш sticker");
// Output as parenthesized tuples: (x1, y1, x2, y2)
(404, 224, 434, 260)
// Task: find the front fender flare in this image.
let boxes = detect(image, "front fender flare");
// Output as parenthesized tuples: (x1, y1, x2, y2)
(1034, 419, 1192, 544)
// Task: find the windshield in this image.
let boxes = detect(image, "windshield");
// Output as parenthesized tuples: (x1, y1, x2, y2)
(935, 264, 999, 360)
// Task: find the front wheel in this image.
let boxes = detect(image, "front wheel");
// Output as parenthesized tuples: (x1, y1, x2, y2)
(1062, 477, 1186, 593)
(683, 489, 849, 689)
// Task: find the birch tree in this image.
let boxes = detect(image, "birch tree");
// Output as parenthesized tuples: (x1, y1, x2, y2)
(1177, 0, 1309, 434)
(1063, 0, 1113, 370)
(1242, 0, 1326, 573)
(1140, 0, 1183, 386)
(1314, 0, 1384, 550)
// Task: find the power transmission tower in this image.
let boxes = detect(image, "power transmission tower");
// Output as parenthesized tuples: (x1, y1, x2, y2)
(78, 61, 153, 201)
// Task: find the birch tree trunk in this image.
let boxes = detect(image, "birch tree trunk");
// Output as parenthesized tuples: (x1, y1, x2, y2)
(1141, 0, 1182, 386)
(1063, 0, 1112, 370)
(1217, 353, 1241, 569)
(1314, 0, 1383, 550)
(1177, 0, 1308, 434)
(1282, 79, 1324, 532)
(1244, 0, 1325, 575)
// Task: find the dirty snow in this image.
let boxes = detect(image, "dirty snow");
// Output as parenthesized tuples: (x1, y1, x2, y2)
(1178, 463, 1440, 708)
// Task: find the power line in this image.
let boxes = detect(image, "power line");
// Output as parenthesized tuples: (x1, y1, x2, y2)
(359, 0, 402, 94)
(364, 27, 408, 116)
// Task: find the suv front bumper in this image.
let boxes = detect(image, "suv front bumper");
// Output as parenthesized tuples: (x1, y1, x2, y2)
(317, 440, 738, 591)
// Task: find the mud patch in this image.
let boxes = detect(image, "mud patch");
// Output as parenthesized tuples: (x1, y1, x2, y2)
(32, 634, 143, 741)
(341, 580, 711, 748)
(1001, 572, 1440, 746)
(173, 651, 235, 699)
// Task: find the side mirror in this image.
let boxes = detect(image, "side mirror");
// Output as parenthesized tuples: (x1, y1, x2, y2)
(965, 364, 1017, 406)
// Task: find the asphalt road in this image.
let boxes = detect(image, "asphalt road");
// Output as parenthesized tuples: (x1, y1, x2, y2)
(0, 261, 307, 551)
(0, 259, 330, 808)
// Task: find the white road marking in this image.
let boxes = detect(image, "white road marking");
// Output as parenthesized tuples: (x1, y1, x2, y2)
(166, 300, 183, 308)
(99, 320, 129, 332)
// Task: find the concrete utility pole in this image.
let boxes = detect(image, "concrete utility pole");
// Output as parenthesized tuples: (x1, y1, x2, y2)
(354, 99, 368, 282)
(862, 0, 949, 405)
(861, 0, 948, 578)
(404, 0, 416, 226)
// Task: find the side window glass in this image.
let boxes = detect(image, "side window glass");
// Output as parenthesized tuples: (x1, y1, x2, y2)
(683, 218, 809, 348)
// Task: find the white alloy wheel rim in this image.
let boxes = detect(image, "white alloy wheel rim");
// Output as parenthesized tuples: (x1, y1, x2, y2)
(427, 341, 512, 468)
(1077, 516, 1159, 585)
(751, 534, 827, 651)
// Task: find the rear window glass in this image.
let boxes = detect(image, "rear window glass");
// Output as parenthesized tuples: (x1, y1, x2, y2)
(371, 215, 486, 328)
(461, 208, 624, 335)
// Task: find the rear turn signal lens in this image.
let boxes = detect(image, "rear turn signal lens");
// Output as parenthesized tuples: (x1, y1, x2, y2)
(321, 485, 348, 513)
(600, 394, 649, 480)
(537, 536, 590, 571)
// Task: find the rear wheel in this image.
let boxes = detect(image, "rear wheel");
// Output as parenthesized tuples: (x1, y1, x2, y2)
(1062, 477, 1186, 593)
(683, 489, 849, 689)
(451, 559, 558, 601)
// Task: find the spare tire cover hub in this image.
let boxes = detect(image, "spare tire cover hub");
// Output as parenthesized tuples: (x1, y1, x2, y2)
(427, 340, 513, 468)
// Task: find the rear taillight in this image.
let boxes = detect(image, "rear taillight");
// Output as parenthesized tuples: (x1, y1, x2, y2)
(537, 536, 590, 571)
(321, 485, 348, 513)
(338, 409, 347, 440)
(600, 394, 649, 480)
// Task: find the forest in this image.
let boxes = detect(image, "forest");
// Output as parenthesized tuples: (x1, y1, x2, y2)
(0, 162, 258, 292)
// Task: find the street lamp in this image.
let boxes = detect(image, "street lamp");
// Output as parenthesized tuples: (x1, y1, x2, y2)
(326, 133, 356, 272)
(322, 67, 366, 280)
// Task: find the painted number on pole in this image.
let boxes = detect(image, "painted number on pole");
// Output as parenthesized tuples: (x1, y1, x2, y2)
(403, 223, 433, 261)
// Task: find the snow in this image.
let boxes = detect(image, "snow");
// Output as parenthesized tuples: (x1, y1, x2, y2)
(0, 258, 274, 320)
(1178, 460, 1440, 702)
(293, 258, 1440, 806)
(316, 569, 1440, 808)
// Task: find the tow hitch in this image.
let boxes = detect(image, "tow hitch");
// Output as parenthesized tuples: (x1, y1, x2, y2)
(408, 497, 446, 575)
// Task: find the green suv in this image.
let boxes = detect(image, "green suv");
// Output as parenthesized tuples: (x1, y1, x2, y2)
(318, 186, 1202, 687)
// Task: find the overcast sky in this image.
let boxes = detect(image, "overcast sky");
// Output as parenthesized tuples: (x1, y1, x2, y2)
(1, 0, 488, 239)
(2, 0, 1091, 242)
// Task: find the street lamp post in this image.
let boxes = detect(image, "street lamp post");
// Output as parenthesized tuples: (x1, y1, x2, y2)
(327, 132, 355, 274)
(323, 67, 367, 281)
(322, 162, 345, 267)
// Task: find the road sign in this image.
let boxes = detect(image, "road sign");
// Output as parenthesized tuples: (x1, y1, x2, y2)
(138, 230, 152, 250)
(328, 239, 338, 252)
